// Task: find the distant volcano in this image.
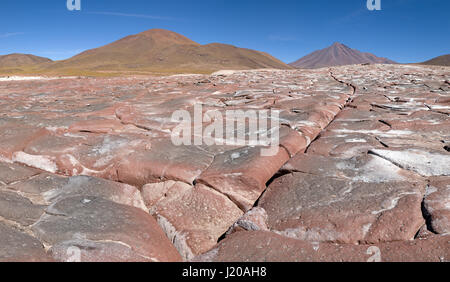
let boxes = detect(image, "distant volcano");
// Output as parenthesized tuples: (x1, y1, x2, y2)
(289, 42, 396, 69)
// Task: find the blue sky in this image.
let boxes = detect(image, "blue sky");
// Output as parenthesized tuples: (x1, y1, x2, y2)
(0, 0, 449, 63)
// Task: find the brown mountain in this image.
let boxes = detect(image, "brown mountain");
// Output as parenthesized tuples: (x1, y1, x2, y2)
(419, 54, 450, 66)
(47, 29, 292, 75)
(290, 42, 396, 69)
(0, 53, 52, 68)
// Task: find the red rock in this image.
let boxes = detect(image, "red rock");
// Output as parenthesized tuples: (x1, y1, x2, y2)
(32, 196, 182, 262)
(0, 222, 53, 262)
(195, 231, 450, 262)
(198, 146, 290, 211)
(0, 161, 41, 185)
(143, 182, 243, 260)
(278, 126, 309, 157)
(44, 175, 147, 210)
(227, 207, 269, 234)
(259, 172, 426, 244)
(0, 189, 45, 226)
(0, 124, 47, 160)
(370, 148, 450, 177)
(68, 118, 126, 134)
(117, 138, 214, 186)
(283, 154, 422, 183)
(50, 239, 155, 262)
(425, 177, 450, 234)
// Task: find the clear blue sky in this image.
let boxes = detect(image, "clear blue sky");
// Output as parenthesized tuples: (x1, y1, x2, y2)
(0, 0, 449, 63)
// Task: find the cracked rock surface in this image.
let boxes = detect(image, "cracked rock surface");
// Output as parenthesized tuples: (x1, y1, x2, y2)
(0, 64, 449, 262)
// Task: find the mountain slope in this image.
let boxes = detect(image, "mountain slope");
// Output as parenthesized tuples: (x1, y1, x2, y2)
(290, 42, 396, 69)
(0, 53, 52, 68)
(419, 54, 450, 66)
(46, 29, 292, 74)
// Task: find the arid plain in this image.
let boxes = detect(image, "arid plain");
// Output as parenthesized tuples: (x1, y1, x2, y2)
(0, 29, 449, 262)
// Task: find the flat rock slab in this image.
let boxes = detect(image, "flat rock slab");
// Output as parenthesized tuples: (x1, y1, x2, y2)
(0, 162, 41, 185)
(0, 190, 45, 226)
(260, 172, 426, 244)
(117, 139, 214, 186)
(425, 177, 450, 234)
(283, 153, 422, 183)
(195, 231, 450, 262)
(50, 239, 156, 262)
(370, 149, 450, 177)
(7, 173, 72, 204)
(32, 196, 181, 262)
(198, 146, 290, 211)
(0, 222, 52, 262)
(43, 175, 147, 210)
(143, 182, 243, 260)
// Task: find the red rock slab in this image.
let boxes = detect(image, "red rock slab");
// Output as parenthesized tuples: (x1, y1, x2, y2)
(324, 119, 391, 133)
(0, 124, 47, 160)
(16, 132, 87, 174)
(283, 154, 423, 183)
(273, 97, 330, 113)
(278, 126, 309, 157)
(384, 111, 450, 132)
(277, 110, 317, 130)
(117, 138, 214, 187)
(32, 196, 182, 262)
(306, 133, 382, 158)
(435, 97, 450, 104)
(295, 124, 323, 145)
(194, 231, 450, 262)
(259, 172, 426, 244)
(198, 146, 290, 211)
(68, 118, 126, 134)
(0, 222, 53, 262)
(370, 148, 450, 177)
(333, 107, 382, 121)
(0, 189, 46, 226)
(50, 239, 155, 262)
(227, 207, 269, 234)
(43, 175, 147, 210)
(427, 104, 450, 115)
(143, 182, 243, 260)
(67, 134, 149, 178)
(7, 173, 69, 196)
(0, 161, 41, 185)
(306, 105, 343, 129)
(21, 133, 149, 180)
(425, 177, 450, 234)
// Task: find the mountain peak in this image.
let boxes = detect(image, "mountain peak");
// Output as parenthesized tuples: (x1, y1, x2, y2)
(44, 29, 291, 74)
(330, 42, 351, 50)
(136, 29, 199, 45)
(290, 43, 396, 69)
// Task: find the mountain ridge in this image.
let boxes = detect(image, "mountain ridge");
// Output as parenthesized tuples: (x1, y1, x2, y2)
(44, 29, 292, 75)
(418, 54, 450, 66)
(0, 53, 52, 68)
